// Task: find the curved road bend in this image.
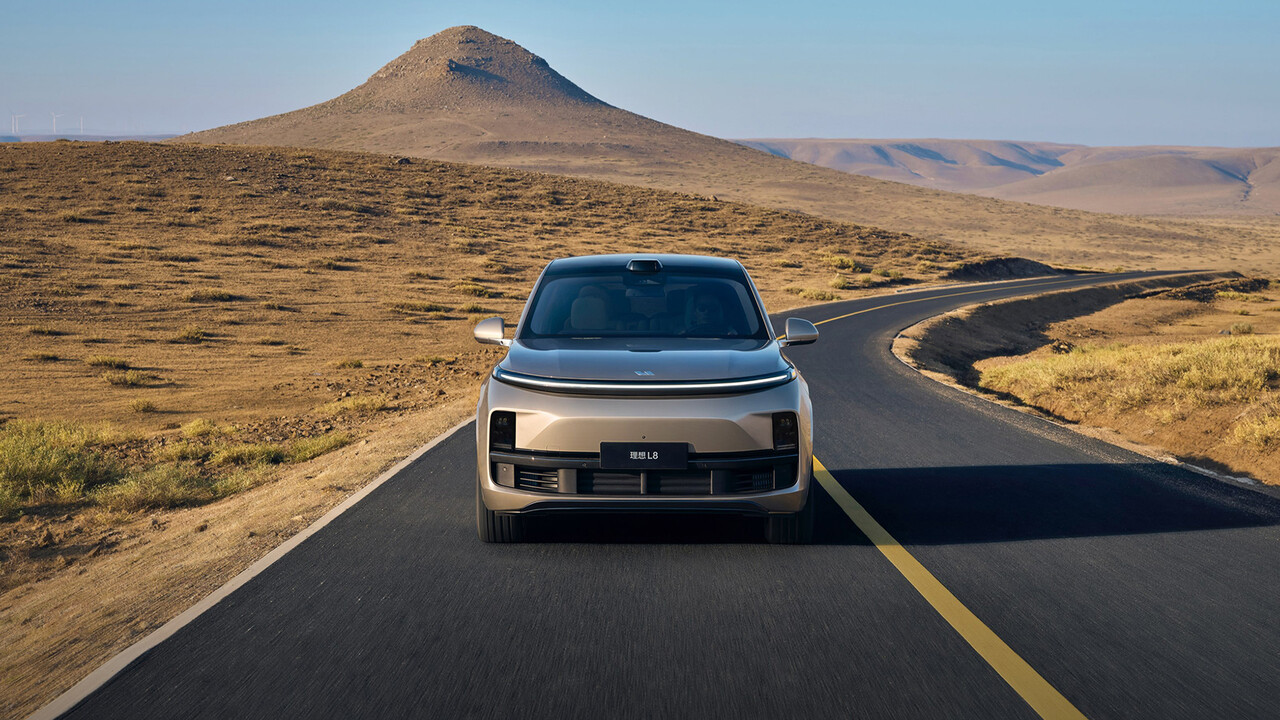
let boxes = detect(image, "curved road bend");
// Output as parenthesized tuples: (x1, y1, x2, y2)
(56, 272, 1280, 720)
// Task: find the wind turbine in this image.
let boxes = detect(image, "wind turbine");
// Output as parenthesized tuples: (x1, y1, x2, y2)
(11, 114, 24, 135)
(51, 112, 65, 134)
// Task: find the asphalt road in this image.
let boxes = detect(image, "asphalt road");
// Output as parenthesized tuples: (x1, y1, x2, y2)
(56, 273, 1280, 720)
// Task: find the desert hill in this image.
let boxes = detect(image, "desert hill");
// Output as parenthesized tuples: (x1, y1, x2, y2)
(739, 138, 1280, 216)
(182, 26, 1280, 273)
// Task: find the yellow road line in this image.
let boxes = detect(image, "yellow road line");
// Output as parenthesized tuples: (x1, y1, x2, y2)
(812, 457, 1088, 720)
(810, 275, 1092, 328)
(775, 275, 1092, 342)
(793, 273, 1156, 717)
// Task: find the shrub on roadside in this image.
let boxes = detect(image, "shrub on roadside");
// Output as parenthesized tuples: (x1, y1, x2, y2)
(184, 289, 238, 303)
(0, 420, 119, 505)
(981, 336, 1280, 412)
(129, 399, 157, 413)
(210, 442, 285, 467)
(822, 255, 867, 272)
(103, 370, 149, 387)
(87, 356, 129, 368)
(389, 301, 449, 314)
(318, 394, 388, 417)
(171, 325, 208, 344)
(181, 418, 221, 439)
(94, 463, 209, 511)
(799, 288, 839, 302)
(287, 432, 352, 463)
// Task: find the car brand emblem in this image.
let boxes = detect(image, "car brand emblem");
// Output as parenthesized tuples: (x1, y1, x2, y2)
(634, 370, 655, 376)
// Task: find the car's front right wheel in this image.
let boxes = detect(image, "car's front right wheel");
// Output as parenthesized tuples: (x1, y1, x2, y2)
(476, 480, 526, 543)
(765, 483, 815, 544)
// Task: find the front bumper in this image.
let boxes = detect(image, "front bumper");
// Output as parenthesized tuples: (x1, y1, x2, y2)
(475, 373, 813, 515)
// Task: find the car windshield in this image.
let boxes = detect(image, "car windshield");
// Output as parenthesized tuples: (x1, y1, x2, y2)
(521, 270, 767, 340)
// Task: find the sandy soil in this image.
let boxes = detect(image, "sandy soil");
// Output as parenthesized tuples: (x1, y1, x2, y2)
(0, 139, 986, 719)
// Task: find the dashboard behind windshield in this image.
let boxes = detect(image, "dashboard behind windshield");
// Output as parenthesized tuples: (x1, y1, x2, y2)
(520, 270, 767, 340)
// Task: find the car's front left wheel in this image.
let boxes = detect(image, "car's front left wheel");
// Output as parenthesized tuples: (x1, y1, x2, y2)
(765, 482, 815, 544)
(476, 480, 526, 543)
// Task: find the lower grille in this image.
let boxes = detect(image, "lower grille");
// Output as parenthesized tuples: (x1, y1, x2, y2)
(495, 456, 798, 496)
(579, 471, 643, 495)
(730, 468, 776, 493)
(515, 468, 559, 492)
(652, 471, 712, 495)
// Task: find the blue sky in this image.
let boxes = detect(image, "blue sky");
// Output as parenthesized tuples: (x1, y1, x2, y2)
(2, 0, 1277, 145)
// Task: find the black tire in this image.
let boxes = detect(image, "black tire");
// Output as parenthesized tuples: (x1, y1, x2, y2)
(476, 481, 526, 543)
(765, 484, 815, 544)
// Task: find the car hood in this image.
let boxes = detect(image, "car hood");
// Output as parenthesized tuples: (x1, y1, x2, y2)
(498, 337, 789, 383)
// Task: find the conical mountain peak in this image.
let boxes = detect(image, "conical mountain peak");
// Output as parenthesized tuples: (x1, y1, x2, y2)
(335, 26, 604, 110)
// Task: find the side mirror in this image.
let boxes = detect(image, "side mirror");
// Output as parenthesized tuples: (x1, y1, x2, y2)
(474, 317, 511, 347)
(780, 317, 818, 347)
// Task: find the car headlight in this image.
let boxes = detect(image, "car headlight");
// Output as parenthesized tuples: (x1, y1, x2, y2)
(772, 411, 798, 451)
(490, 411, 515, 451)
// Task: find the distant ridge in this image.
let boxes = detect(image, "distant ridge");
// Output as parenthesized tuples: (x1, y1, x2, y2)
(180, 26, 1280, 272)
(738, 138, 1280, 216)
(2, 134, 178, 143)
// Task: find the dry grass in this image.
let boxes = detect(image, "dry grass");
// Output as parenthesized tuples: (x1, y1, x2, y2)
(181, 418, 220, 439)
(171, 325, 208, 344)
(1231, 405, 1280, 450)
(101, 369, 149, 387)
(0, 416, 356, 519)
(286, 432, 352, 463)
(974, 288, 1280, 483)
(184, 289, 239, 303)
(0, 421, 120, 511)
(318, 394, 389, 417)
(94, 463, 212, 512)
(86, 356, 129, 369)
(129, 399, 157, 413)
(982, 337, 1280, 414)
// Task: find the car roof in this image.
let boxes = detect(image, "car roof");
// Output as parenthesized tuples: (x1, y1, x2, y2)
(543, 253, 744, 275)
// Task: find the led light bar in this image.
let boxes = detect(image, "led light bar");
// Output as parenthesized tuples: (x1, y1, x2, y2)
(492, 366, 797, 396)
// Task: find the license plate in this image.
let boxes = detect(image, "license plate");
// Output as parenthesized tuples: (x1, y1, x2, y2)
(599, 442, 689, 470)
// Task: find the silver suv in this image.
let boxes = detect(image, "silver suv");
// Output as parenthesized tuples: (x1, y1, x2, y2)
(473, 254, 817, 543)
